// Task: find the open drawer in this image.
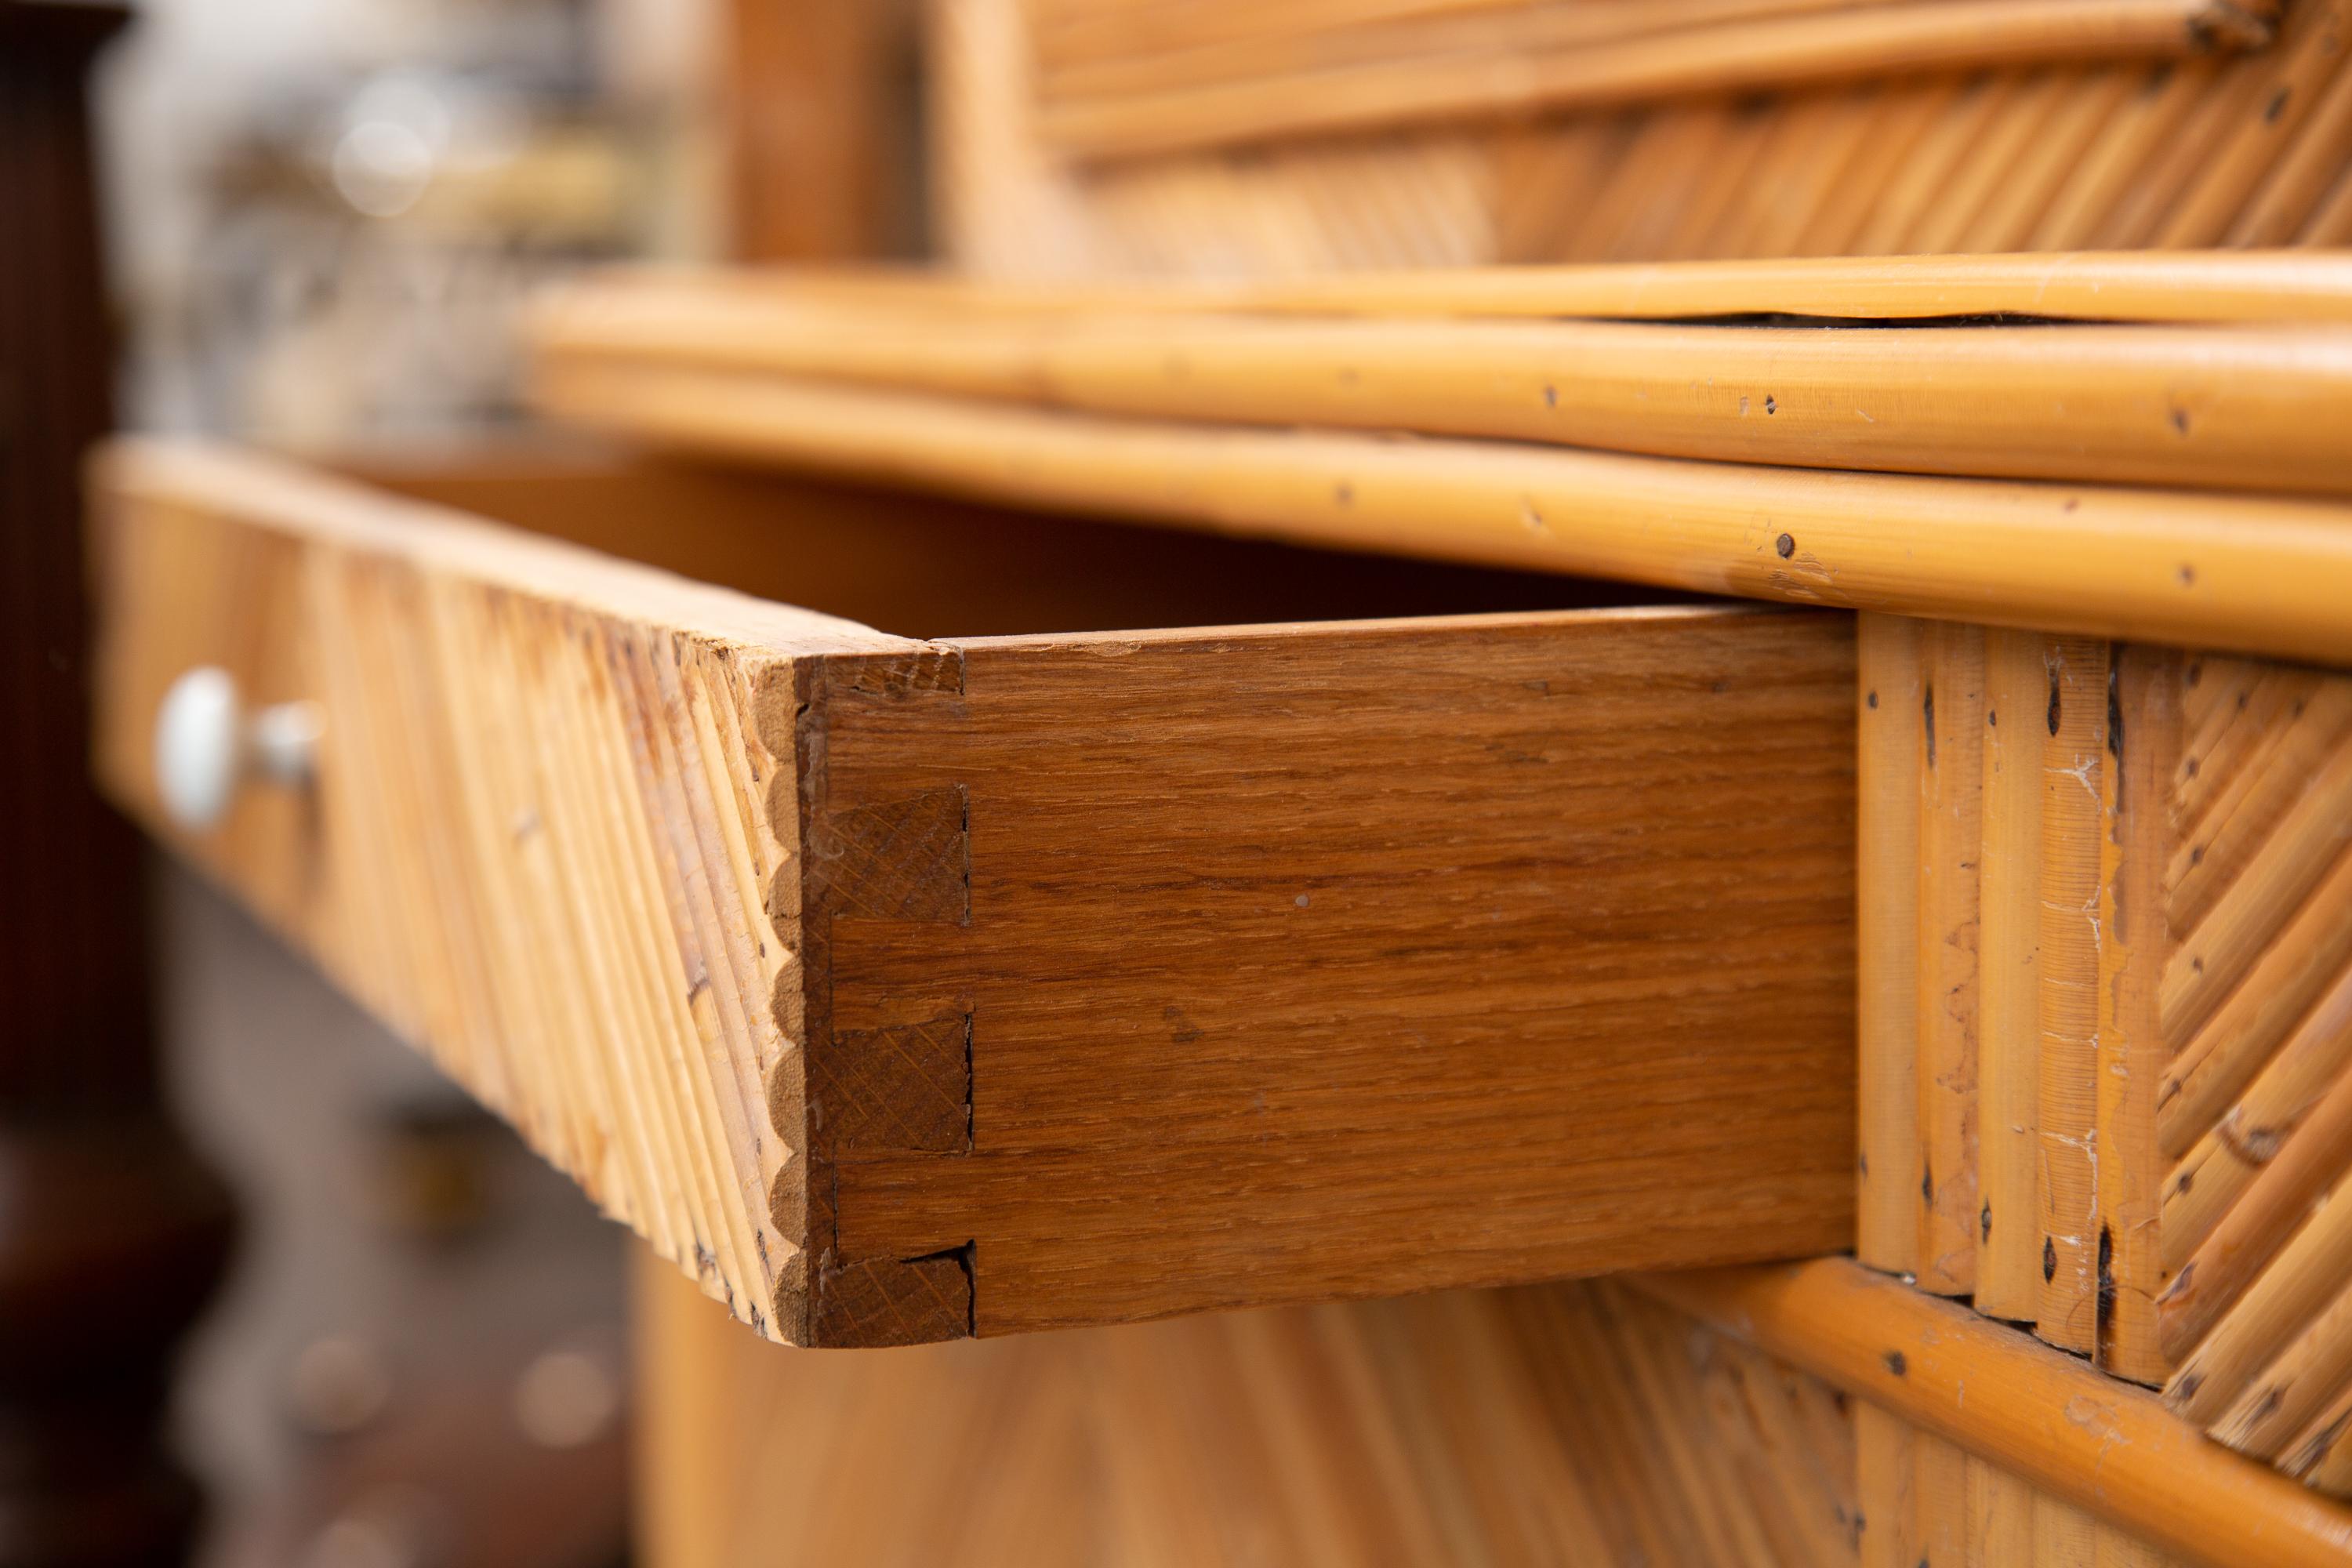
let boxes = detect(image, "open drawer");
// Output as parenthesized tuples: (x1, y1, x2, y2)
(89, 438, 1855, 1345)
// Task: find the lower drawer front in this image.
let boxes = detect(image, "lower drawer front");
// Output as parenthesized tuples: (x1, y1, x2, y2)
(89, 438, 1857, 1346)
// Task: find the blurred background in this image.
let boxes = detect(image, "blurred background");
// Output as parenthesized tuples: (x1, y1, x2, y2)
(78, 2, 908, 1563)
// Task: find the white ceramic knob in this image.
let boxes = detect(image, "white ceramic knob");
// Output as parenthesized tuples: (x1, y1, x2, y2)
(154, 666, 321, 831)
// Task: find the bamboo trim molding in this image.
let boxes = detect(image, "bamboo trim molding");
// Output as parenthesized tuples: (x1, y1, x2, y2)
(535, 281, 2352, 496)
(1637, 1258, 2352, 1568)
(574, 251, 2352, 327)
(1032, 0, 2271, 161)
(1855, 615, 2352, 1505)
(532, 356, 2352, 668)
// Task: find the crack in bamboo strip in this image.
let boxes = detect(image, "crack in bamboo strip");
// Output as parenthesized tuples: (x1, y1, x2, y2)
(2095, 648, 2180, 1384)
(533, 356, 2352, 669)
(1917, 623, 1987, 1298)
(1035, 0, 2267, 161)
(1978, 627, 2045, 1318)
(1916, 623, 1987, 1298)
(2164, 964, 2352, 1266)
(1639, 1258, 2352, 1568)
(1860, 614, 1924, 1277)
(538, 282, 2352, 498)
(2042, 636, 2111, 1353)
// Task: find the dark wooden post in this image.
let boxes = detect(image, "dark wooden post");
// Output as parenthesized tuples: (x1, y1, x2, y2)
(0, 6, 234, 1564)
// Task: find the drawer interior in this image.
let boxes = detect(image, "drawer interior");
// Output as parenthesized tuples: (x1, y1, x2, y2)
(98, 437, 1852, 1347)
(337, 443, 1698, 639)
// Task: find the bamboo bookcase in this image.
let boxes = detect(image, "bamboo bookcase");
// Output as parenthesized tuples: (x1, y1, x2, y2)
(86, 2, 2352, 1562)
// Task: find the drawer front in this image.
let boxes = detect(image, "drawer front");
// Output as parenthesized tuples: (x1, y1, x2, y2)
(92, 439, 1857, 1345)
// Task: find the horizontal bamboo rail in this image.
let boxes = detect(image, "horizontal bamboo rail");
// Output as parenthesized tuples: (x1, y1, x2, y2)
(1033, 0, 1929, 103)
(1635, 1258, 2352, 1568)
(538, 299, 2352, 496)
(534, 357, 2352, 667)
(1036, 0, 2269, 160)
(570, 250, 2352, 328)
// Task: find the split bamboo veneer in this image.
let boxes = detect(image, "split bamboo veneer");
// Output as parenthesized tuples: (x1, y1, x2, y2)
(1858, 615, 2352, 1504)
(87, 438, 1857, 1347)
(1025, 0, 2274, 161)
(943, 0, 2345, 280)
(637, 1243, 2352, 1568)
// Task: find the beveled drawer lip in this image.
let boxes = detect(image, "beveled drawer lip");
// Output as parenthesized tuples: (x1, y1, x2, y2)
(89, 436, 1857, 1347)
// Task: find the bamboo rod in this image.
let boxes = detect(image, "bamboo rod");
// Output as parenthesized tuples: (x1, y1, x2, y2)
(1967, 1454, 2036, 1563)
(1917, 1428, 1971, 1565)
(2163, 964, 2352, 1267)
(1908, 71, 2073, 256)
(2166, 1178, 2352, 1426)
(1634, 1258, 2352, 1568)
(2163, 740, 2352, 1053)
(2169, 673, 2337, 902)
(1977, 627, 2043, 1318)
(2285, 1377, 2352, 1497)
(1860, 613, 1925, 1279)
(2162, 1053, 2352, 1367)
(1036, 0, 1904, 106)
(562, 251, 2352, 328)
(1858, 1397, 1920, 1568)
(2037, 1492, 2103, 1568)
(2103, 55, 2276, 246)
(540, 306, 2352, 498)
(1036, 0, 2268, 161)
(2056, 60, 2225, 249)
(2096, 648, 2180, 1385)
(1799, 81, 1960, 256)
(2210, 1273, 2352, 1462)
(2305, 160, 2352, 246)
(532, 360, 2352, 670)
(2042, 637, 2111, 1353)
(2232, 46, 2352, 246)
(2096, 1527, 2183, 1567)
(1971, 71, 2140, 253)
(1918, 622, 1987, 1297)
(2157, 0, 2351, 248)
(2161, 839, 2352, 1157)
